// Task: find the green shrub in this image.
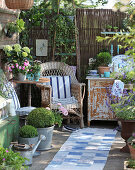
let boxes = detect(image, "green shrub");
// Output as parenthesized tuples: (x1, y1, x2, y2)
(19, 125, 38, 138)
(27, 108, 55, 128)
(96, 52, 112, 66)
(128, 159, 135, 168)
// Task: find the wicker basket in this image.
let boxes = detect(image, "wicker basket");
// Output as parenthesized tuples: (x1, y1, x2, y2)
(5, 0, 34, 9)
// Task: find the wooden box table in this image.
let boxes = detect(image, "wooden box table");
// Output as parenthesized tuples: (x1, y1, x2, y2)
(86, 77, 115, 126)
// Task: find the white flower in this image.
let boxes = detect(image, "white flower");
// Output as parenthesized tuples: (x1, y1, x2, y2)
(112, 6, 118, 12)
(120, 6, 128, 12)
(120, 0, 130, 5)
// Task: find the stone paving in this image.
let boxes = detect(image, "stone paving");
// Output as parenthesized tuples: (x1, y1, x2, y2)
(30, 121, 130, 170)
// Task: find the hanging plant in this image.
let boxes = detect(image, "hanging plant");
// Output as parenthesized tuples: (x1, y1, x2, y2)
(5, 0, 34, 9)
(4, 19, 25, 38)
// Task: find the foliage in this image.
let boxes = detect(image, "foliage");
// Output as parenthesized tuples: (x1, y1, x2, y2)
(5, 19, 25, 35)
(27, 108, 55, 128)
(96, 52, 112, 66)
(32, 60, 41, 74)
(53, 103, 68, 127)
(111, 93, 135, 120)
(0, 147, 28, 170)
(3, 44, 33, 75)
(128, 132, 135, 148)
(113, 26, 118, 30)
(19, 125, 38, 138)
(0, 69, 8, 99)
(106, 25, 112, 29)
(127, 159, 135, 168)
(110, 69, 135, 84)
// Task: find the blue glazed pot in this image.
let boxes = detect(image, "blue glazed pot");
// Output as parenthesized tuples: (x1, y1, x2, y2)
(104, 72, 110, 78)
(34, 72, 40, 81)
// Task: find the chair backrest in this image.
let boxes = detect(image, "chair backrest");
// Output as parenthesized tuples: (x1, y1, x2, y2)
(40, 62, 78, 84)
(0, 69, 20, 110)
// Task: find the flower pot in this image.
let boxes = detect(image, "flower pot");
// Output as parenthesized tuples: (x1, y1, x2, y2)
(98, 66, 110, 75)
(37, 126, 54, 151)
(18, 136, 38, 145)
(17, 73, 26, 81)
(128, 144, 135, 160)
(124, 161, 135, 170)
(34, 72, 40, 81)
(5, 0, 34, 9)
(124, 84, 134, 90)
(120, 119, 135, 153)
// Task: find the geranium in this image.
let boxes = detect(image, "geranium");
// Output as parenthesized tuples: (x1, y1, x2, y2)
(51, 103, 68, 127)
(3, 44, 33, 75)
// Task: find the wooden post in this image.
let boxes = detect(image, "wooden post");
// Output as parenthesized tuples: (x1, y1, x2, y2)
(73, 1, 81, 81)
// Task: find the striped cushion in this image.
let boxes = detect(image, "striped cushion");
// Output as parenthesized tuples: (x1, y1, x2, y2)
(4, 82, 20, 110)
(43, 76, 71, 99)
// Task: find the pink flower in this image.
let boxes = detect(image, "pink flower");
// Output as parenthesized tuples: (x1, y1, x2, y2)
(57, 103, 62, 106)
(30, 69, 32, 71)
(27, 69, 29, 72)
(46, 107, 51, 110)
(2, 158, 5, 161)
(22, 66, 25, 70)
(11, 65, 14, 68)
(19, 66, 21, 69)
(6, 150, 8, 153)
(24, 62, 28, 66)
(16, 63, 19, 68)
(59, 106, 68, 116)
(9, 67, 12, 72)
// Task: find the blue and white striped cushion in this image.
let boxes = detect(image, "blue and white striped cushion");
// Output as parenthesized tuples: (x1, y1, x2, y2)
(43, 76, 71, 99)
(4, 82, 20, 110)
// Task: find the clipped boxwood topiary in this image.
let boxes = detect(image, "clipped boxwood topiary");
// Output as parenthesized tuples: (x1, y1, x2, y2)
(27, 108, 55, 128)
(19, 125, 38, 138)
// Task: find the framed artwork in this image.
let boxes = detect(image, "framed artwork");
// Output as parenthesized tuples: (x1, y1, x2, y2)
(36, 39, 48, 56)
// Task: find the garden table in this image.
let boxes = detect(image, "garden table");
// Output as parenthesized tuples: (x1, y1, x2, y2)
(12, 78, 50, 107)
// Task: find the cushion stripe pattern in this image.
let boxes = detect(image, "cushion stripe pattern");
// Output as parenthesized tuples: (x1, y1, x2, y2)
(43, 76, 71, 99)
(4, 82, 20, 110)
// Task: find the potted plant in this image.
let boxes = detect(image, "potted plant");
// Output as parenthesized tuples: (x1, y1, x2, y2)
(0, 147, 27, 169)
(128, 133, 135, 160)
(4, 19, 25, 38)
(33, 60, 41, 81)
(19, 125, 38, 145)
(96, 52, 112, 74)
(113, 26, 119, 32)
(106, 25, 112, 32)
(27, 108, 55, 150)
(124, 159, 135, 170)
(3, 44, 33, 81)
(111, 93, 135, 153)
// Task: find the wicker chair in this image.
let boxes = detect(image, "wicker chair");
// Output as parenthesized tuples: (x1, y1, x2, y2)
(37, 62, 85, 128)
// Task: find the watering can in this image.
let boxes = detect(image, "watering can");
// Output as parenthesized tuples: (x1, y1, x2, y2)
(10, 135, 46, 166)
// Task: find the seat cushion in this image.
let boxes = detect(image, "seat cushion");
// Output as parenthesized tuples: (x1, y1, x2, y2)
(4, 82, 20, 110)
(51, 96, 78, 110)
(43, 76, 71, 99)
(16, 107, 36, 116)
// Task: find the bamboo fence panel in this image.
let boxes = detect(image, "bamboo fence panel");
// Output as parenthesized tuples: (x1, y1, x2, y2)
(76, 9, 126, 78)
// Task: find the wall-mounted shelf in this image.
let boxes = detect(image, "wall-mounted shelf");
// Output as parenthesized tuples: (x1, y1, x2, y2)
(101, 32, 129, 35)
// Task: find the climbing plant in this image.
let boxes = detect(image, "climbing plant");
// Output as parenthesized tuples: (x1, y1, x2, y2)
(20, 1, 76, 64)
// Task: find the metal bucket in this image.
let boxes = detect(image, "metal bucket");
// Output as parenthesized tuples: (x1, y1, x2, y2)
(37, 126, 54, 151)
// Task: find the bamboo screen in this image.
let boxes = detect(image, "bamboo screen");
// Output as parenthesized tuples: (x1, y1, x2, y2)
(76, 9, 126, 76)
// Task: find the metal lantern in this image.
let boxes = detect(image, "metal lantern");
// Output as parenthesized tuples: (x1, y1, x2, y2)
(5, 0, 34, 10)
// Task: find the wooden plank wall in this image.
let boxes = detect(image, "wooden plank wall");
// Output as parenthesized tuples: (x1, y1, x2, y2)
(76, 9, 126, 78)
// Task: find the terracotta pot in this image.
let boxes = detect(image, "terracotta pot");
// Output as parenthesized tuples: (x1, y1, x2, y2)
(128, 144, 135, 160)
(120, 120, 135, 153)
(124, 84, 134, 90)
(98, 66, 110, 74)
(5, 0, 33, 9)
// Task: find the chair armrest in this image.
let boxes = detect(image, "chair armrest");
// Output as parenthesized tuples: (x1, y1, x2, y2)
(36, 83, 52, 108)
(71, 83, 86, 103)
